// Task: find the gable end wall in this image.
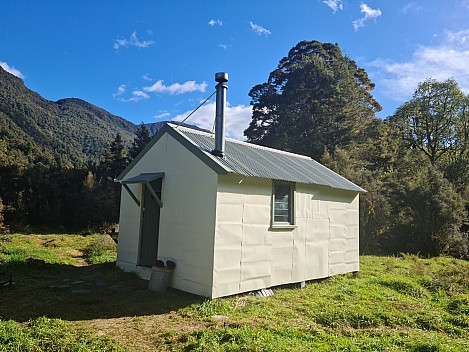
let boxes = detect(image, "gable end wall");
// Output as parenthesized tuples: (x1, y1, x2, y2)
(117, 133, 218, 297)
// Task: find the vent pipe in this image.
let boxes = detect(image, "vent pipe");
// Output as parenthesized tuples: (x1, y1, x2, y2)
(211, 72, 228, 158)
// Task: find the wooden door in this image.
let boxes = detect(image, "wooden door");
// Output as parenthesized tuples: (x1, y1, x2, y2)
(139, 180, 162, 267)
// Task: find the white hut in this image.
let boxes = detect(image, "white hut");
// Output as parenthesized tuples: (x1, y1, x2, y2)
(116, 73, 365, 298)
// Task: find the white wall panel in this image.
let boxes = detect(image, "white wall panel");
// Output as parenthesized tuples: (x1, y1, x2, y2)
(213, 178, 360, 298)
(118, 133, 218, 297)
(305, 243, 329, 279)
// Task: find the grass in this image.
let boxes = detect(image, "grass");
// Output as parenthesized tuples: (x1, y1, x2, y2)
(0, 317, 124, 352)
(0, 233, 116, 266)
(1, 234, 469, 351)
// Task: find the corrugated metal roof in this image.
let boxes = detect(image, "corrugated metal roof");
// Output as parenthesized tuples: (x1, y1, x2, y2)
(171, 124, 365, 193)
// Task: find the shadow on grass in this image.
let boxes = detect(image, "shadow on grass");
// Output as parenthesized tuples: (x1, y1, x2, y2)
(0, 261, 203, 322)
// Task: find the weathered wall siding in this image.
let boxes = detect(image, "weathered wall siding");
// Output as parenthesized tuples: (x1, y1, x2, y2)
(212, 175, 271, 297)
(212, 176, 359, 298)
(271, 231, 294, 285)
(117, 133, 218, 297)
(238, 178, 273, 293)
(304, 217, 330, 279)
(302, 186, 359, 276)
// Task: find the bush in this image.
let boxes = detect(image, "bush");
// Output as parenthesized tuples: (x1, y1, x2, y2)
(388, 165, 468, 257)
(83, 235, 117, 264)
(0, 198, 8, 234)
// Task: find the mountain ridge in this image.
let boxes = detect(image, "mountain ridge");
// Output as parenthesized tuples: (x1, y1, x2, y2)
(0, 66, 212, 167)
(0, 66, 139, 165)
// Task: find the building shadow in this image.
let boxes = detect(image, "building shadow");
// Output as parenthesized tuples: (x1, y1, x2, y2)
(0, 261, 203, 322)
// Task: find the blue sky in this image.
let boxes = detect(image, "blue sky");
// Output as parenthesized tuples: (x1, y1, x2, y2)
(1, 1, 469, 140)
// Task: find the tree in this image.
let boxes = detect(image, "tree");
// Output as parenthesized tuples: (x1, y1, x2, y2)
(130, 122, 152, 159)
(387, 163, 468, 258)
(102, 133, 129, 180)
(244, 40, 381, 160)
(390, 78, 466, 165)
(93, 133, 130, 225)
(0, 197, 8, 234)
(320, 120, 403, 256)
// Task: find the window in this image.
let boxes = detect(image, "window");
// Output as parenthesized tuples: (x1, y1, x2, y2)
(272, 182, 295, 226)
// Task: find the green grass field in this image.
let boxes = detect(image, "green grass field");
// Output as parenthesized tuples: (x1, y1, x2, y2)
(1, 233, 468, 351)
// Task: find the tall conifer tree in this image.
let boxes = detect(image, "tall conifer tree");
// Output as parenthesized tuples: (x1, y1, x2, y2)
(244, 40, 381, 160)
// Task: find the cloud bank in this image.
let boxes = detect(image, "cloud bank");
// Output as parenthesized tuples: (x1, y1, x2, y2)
(0, 61, 24, 79)
(171, 101, 252, 140)
(144, 80, 207, 95)
(370, 29, 469, 101)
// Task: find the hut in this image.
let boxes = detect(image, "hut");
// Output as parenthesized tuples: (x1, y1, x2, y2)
(116, 73, 365, 298)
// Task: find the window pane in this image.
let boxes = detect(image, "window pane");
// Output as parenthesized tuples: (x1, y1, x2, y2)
(274, 184, 291, 223)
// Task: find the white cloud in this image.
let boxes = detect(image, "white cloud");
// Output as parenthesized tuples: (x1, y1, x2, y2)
(249, 21, 272, 36)
(129, 90, 149, 102)
(219, 44, 230, 50)
(361, 4, 382, 18)
(154, 112, 170, 119)
(323, 0, 343, 13)
(113, 84, 149, 102)
(401, 2, 424, 14)
(208, 19, 222, 27)
(113, 31, 155, 50)
(446, 29, 469, 47)
(144, 80, 207, 95)
(0, 61, 25, 79)
(369, 29, 469, 101)
(113, 84, 126, 98)
(171, 101, 252, 140)
(142, 73, 152, 81)
(353, 4, 382, 30)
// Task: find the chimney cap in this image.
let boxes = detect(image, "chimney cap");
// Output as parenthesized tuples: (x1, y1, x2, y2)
(215, 72, 228, 83)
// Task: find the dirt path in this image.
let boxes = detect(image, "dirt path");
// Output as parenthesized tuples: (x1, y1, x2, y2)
(84, 313, 217, 351)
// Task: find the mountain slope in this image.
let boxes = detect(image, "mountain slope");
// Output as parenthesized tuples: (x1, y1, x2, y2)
(0, 66, 136, 165)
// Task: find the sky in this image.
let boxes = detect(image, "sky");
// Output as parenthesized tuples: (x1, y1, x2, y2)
(1, 1, 469, 140)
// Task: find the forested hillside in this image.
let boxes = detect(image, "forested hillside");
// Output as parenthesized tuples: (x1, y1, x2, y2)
(0, 66, 204, 232)
(0, 66, 136, 167)
(0, 67, 156, 231)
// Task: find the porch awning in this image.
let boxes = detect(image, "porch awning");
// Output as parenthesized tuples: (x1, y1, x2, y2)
(119, 172, 165, 207)
(121, 172, 165, 184)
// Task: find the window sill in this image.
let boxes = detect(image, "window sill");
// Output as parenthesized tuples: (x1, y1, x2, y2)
(270, 224, 297, 231)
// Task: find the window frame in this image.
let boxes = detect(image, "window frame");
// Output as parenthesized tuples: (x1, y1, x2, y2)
(271, 181, 296, 229)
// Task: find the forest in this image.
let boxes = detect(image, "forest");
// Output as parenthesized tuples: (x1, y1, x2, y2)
(0, 40, 468, 259)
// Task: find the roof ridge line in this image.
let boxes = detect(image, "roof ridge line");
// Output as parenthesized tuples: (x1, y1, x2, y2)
(170, 124, 313, 161)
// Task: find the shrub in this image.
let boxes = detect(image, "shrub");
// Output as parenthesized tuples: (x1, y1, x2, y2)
(83, 235, 117, 264)
(0, 198, 9, 234)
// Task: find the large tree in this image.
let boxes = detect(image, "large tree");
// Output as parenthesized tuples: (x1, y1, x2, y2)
(244, 40, 381, 159)
(102, 133, 129, 180)
(390, 78, 466, 165)
(130, 122, 152, 159)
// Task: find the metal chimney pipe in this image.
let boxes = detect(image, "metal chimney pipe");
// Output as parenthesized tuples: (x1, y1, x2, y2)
(212, 72, 228, 158)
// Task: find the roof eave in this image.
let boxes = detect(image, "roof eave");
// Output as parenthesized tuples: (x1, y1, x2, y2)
(118, 123, 230, 181)
(117, 123, 171, 180)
